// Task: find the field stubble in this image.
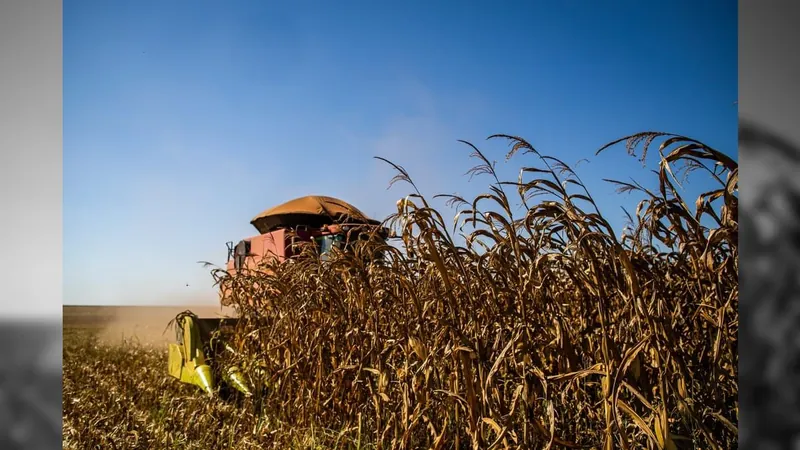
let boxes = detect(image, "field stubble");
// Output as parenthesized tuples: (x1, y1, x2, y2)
(63, 133, 738, 449)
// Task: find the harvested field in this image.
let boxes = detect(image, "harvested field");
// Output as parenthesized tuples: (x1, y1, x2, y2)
(63, 304, 246, 450)
(63, 134, 739, 449)
(63, 305, 237, 346)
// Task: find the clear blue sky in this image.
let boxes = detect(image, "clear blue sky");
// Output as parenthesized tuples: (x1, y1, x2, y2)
(64, 1, 737, 305)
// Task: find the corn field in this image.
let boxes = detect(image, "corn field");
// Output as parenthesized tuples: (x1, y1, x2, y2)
(63, 132, 738, 449)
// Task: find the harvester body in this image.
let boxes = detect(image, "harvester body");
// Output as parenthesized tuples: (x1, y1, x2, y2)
(167, 196, 386, 395)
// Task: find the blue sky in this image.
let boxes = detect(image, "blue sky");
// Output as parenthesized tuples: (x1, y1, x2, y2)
(64, 1, 737, 305)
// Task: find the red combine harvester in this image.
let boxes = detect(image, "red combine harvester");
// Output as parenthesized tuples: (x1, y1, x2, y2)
(167, 195, 388, 395)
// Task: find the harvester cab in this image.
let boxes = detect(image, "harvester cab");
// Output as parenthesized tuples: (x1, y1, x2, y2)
(167, 196, 388, 396)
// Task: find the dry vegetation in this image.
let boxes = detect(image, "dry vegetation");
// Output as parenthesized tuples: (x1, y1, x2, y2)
(63, 133, 738, 449)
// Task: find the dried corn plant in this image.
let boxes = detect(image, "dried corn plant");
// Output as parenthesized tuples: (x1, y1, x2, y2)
(63, 132, 738, 449)
(214, 133, 738, 449)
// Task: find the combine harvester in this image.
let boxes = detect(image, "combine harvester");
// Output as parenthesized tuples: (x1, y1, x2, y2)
(167, 195, 389, 396)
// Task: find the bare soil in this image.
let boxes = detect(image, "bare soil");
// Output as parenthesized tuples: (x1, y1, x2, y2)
(63, 304, 237, 347)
